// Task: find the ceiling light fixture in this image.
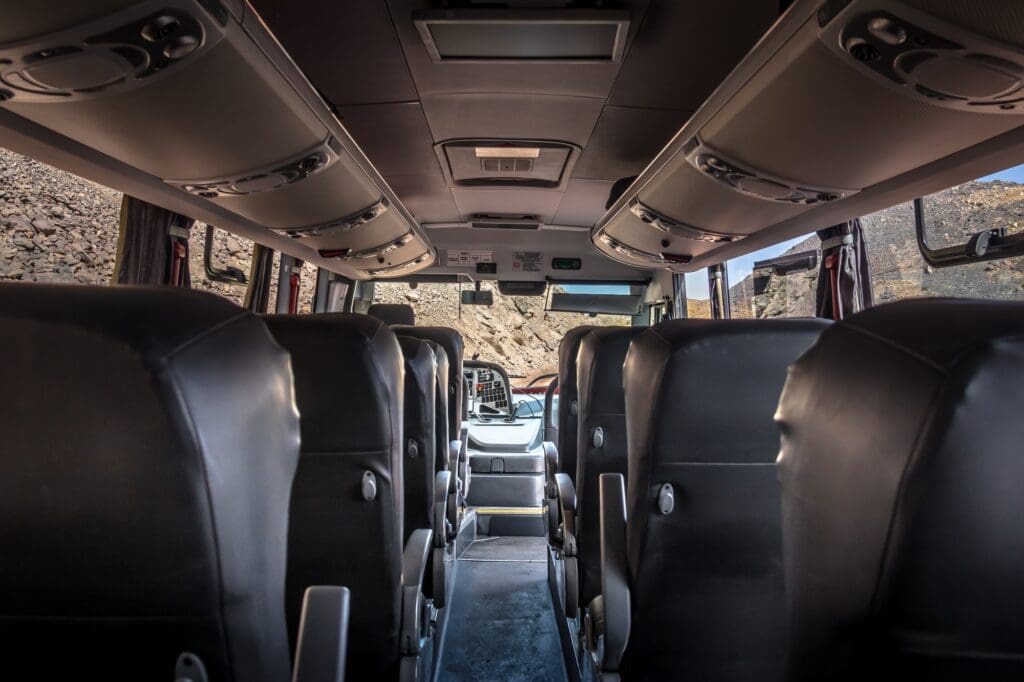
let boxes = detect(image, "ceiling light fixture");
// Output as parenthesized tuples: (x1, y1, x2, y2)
(474, 146, 541, 159)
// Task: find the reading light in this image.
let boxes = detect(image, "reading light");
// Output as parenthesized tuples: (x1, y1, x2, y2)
(474, 147, 541, 159)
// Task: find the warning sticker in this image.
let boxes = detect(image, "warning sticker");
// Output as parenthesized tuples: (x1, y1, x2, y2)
(446, 250, 493, 267)
(512, 251, 542, 272)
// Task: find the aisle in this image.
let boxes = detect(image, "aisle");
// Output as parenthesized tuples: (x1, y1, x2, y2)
(436, 536, 568, 682)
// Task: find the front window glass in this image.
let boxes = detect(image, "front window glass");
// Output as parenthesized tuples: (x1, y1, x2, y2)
(372, 281, 634, 382)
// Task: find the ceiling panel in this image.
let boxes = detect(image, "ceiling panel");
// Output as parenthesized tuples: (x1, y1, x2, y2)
(607, 0, 778, 109)
(451, 188, 565, 223)
(388, 174, 460, 224)
(421, 93, 604, 147)
(552, 179, 615, 227)
(337, 102, 439, 177)
(572, 106, 691, 181)
(384, 0, 650, 98)
(250, 0, 417, 105)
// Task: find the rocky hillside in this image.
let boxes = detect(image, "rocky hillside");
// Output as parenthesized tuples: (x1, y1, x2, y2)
(0, 148, 620, 376)
(374, 282, 629, 379)
(0, 147, 317, 308)
(728, 180, 1024, 317)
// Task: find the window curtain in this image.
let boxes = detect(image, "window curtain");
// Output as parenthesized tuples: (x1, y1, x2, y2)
(815, 218, 873, 320)
(112, 195, 194, 286)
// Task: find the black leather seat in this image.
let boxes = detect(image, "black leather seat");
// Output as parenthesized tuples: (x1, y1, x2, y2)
(396, 335, 437, 541)
(0, 284, 299, 681)
(777, 299, 1024, 682)
(367, 302, 416, 326)
(612, 318, 827, 681)
(575, 326, 645, 606)
(393, 325, 464, 440)
(556, 325, 595, 485)
(426, 340, 451, 474)
(263, 313, 410, 679)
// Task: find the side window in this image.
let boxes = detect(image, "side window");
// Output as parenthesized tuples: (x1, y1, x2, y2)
(683, 270, 712, 318)
(726, 234, 819, 318)
(2, 148, 120, 285)
(863, 162, 1024, 303)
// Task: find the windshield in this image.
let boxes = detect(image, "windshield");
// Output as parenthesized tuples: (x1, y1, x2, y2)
(373, 282, 634, 381)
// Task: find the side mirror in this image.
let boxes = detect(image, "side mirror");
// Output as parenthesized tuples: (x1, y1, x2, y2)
(461, 289, 493, 306)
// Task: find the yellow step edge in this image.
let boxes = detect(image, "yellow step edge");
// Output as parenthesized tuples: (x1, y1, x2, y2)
(474, 506, 545, 516)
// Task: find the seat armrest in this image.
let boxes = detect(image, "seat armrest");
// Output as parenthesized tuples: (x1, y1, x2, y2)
(433, 471, 453, 547)
(598, 473, 630, 673)
(542, 441, 558, 492)
(554, 473, 577, 554)
(291, 586, 350, 682)
(400, 528, 433, 657)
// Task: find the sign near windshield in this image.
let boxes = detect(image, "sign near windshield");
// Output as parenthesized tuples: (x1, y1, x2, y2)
(446, 249, 493, 266)
(513, 251, 542, 272)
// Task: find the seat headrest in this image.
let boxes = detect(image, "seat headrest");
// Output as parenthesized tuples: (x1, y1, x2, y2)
(393, 325, 464, 437)
(578, 326, 645, 417)
(263, 313, 402, 453)
(367, 303, 416, 326)
(777, 299, 1024, 680)
(0, 284, 299, 680)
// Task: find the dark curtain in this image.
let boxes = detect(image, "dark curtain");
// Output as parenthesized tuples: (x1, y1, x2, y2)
(244, 243, 275, 313)
(112, 195, 194, 286)
(815, 218, 874, 320)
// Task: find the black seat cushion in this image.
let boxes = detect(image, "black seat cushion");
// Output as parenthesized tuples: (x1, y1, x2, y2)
(263, 313, 404, 680)
(557, 325, 595, 485)
(397, 335, 437, 541)
(0, 284, 299, 681)
(778, 299, 1024, 682)
(623, 318, 827, 681)
(425, 340, 451, 472)
(394, 325, 464, 440)
(367, 302, 416, 326)
(576, 326, 645, 605)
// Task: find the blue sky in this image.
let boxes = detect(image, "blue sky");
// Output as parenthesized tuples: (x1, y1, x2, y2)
(980, 164, 1024, 184)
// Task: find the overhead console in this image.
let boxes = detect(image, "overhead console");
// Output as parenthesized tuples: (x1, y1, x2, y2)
(592, 0, 1024, 272)
(0, 0, 435, 278)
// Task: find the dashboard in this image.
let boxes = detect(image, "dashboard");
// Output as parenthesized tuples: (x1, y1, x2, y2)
(464, 363, 510, 415)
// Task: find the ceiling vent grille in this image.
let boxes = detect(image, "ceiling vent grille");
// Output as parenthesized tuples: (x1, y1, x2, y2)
(480, 158, 534, 172)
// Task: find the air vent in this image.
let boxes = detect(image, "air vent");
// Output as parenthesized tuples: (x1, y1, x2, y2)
(438, 139, 579, 190)
(597, 234, 692, 267)
(0, 5, 225, 103)
(822, 6, 1024, 114)
(629, 199, 744, 243)
(413, 9, 629, 63)
(169, 137, 342, 198)
(481, 158, 534, 172)
(686, 139, 856, 205)
(278, 198, 389, 239)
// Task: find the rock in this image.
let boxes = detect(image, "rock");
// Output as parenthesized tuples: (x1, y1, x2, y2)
(405, 290, 420, 302)
(12, 236, 35, 250)
(32, 218, 56, 236)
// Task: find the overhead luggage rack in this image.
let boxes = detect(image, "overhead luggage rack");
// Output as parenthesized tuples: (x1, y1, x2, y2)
(0, 0, 436, 279)
(592, 0, 1024, 274)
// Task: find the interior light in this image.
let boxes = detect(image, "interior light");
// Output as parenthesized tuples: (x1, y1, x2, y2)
(474, 147, 541, 159)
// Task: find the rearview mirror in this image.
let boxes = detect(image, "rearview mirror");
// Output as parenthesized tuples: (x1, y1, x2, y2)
(461, 289, 494, 305)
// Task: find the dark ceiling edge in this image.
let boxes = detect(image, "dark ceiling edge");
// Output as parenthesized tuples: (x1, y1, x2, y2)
(548, 0, 653, 227)
(382, 0, 459, 223)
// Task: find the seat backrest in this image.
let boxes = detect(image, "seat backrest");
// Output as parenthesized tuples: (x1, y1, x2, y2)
(367, 302, 416, 326)
(0, 284, 299, 681)
(576, 325, 644, 605)
(394, 325, 464, 439)
(557, 325, 595, 484)
(396, 335, 437, 541)
(777, 299, 1024, 682)
(622, 318, 827, 680)
(263, 313, 404, 680)
(425, 340, 451, 473)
